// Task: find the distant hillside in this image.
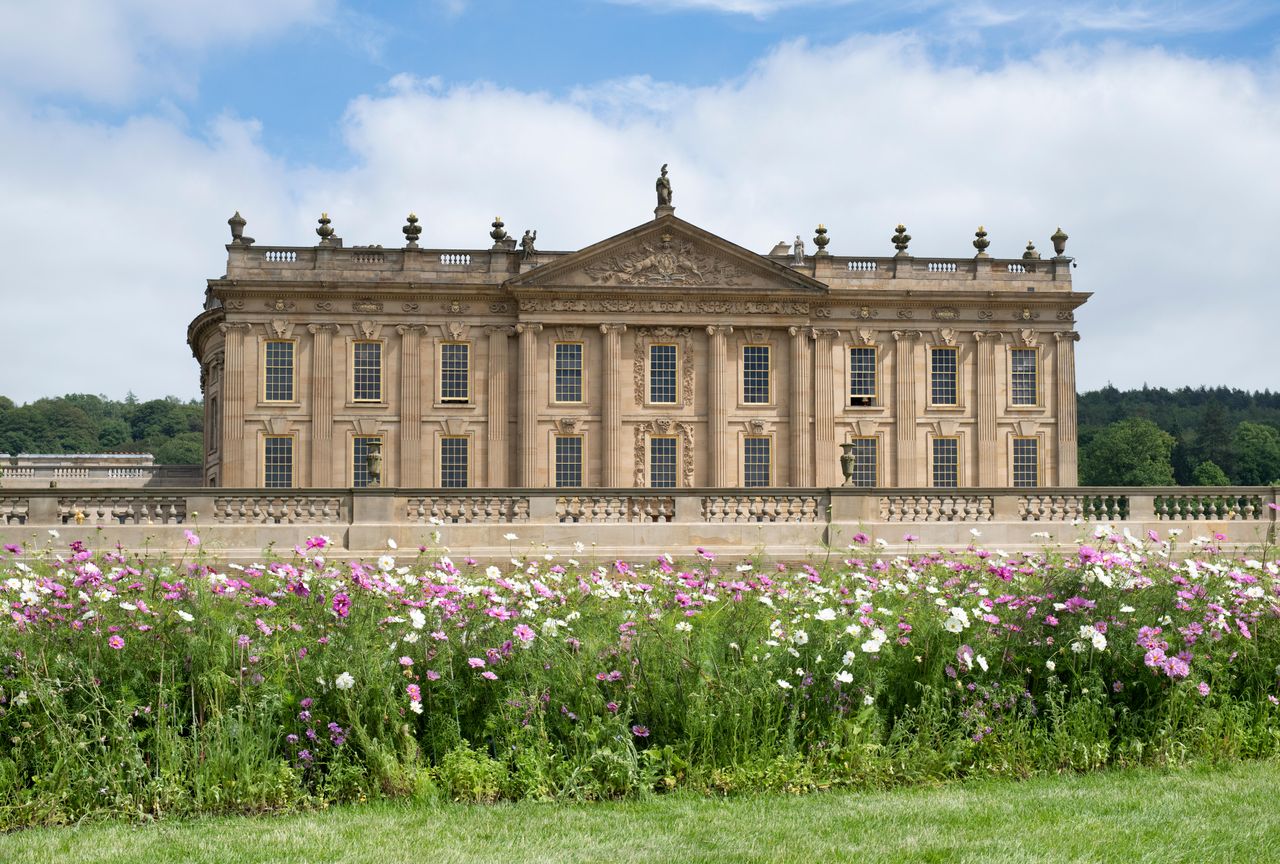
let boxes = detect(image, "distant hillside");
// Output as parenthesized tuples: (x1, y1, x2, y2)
(0, 394, 203, 465)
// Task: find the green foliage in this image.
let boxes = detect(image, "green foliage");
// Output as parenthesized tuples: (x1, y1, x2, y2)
(1190, 460, 1231, 486)
(1231, 421, 1280, 486)
(1078, 386, 1280, 485)
(1080, 417, 1176, 485)
(0, 394, 202, 463)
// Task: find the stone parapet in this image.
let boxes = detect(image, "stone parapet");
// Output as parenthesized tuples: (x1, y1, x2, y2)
(1, 486, 1273, 562)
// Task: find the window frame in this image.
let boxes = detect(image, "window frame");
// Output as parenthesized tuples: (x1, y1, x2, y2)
(742, 434, 772, 487)
(351, 434, 383, 488)
(438, 435, 470, 488)
(648, 435, 679, 488)
(845, 436, 879, 487)
(647, 343, 679, 406)
(740, 344, 772, 406)
(1012, 436, 1040, 488)
(1009, 346, 1041, 408)
(438, 341, 471, 405)
(552, 341, 585, 405)
(848, 345, 878, 408)
(261, 339, 297, 404)
(931, 436, 960, 488)
(553, 434, 584, 488)
(262, 434, 296, 489)
(350, 339, 384, 403)
(929, 346, 960, 408)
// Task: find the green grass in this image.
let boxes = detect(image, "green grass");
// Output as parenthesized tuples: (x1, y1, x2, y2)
(4, 762, 1280, 863)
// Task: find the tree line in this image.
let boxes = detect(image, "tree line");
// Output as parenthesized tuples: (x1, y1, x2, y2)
(1, 386, 1278, 483)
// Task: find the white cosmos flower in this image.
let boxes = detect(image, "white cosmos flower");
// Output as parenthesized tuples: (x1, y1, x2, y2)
(176, 610, 194, 622)
(815, 608, 837, 622)
(976, 655, 988, 672)
(335, 672, 355, 690)
(861, 638, 883, 654)
(864, 694, 875, 706)
(387, 538, 398, 550)
(1045, 660, 1056, 671)
(835, 670, 854, 684)
(674, 621, 692, 633)
(119, 602, 137, 612)
(791, 629, 809, 646)
(503, 533, 519, 542)
(377, 555, 395, 572)
(486, 565, 502, 580)
(409, 609, 426, 630)
(409, 700, 423, 714)
(777, 679, 793, 690)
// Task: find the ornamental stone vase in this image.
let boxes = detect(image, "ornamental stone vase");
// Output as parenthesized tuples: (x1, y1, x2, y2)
(839, 443, 858, 486)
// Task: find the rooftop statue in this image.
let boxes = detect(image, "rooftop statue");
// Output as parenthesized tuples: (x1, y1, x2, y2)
(656, 164, 672, 207)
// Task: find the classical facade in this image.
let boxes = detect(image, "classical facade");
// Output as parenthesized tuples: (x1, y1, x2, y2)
(188, 180, 1088, 490)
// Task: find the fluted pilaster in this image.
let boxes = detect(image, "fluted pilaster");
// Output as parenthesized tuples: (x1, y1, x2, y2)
(600, 324, 627, 486)
(305, 323, 338, 487)
(218, 322, 252, 485)
(516, 323, 543, 486)
(486, 326, 514, 486)
(396, 324, 427, 487)
(812, 329, 840, 486)
(892, 330, 920, 486)
(1055, 331, 1081, 485)
(975, 331, 1002, 486)
(705, 324, 732, 486)
(788, 326, 813, 486)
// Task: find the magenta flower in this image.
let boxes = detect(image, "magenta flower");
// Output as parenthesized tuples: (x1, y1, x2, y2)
(513, 623, 535, 643)
(480, 670, 498, 680)
(426, 670, 441, 681)
(1197, 682, 1211, 697)
(631, 724, 650, 738)
(183, 529, 200, 547)
(407, 683, 422, 701)
(399, 656, 414, 667)
(108, 635, 125, 650)
(468, 657, 486, 668)
(332, 593, 351, 619)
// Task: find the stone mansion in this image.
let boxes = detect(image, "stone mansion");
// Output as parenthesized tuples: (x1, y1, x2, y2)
(188, 175, 1088, 490)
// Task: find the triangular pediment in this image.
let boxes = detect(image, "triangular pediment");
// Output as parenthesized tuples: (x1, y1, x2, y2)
(506, 214, 827, 294)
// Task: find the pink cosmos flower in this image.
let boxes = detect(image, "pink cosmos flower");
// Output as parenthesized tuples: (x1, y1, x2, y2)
(108, 635, 124, 650)
(1197, 682, 1211, 697)
(468, 657, 486, 668)
(513, 623, 535, 643)
(183, 529, 200, 547)
(481, 670, 498, 680)
(399, 656, 414, 667)
(631, 724, 650, 738)
(407, 683, 422, 701)
(426, 670, 441, 681)
(331, 593, 351, 619)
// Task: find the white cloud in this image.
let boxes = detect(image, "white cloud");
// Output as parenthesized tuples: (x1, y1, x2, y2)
(0, 0, 333, 103)
(606, 0, 855, 16)
(1, 34, 1278, 403)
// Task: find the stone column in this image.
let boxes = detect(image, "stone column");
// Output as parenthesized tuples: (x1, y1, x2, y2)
(1055, 331, 1081, 485)
(306, 323, 339, 488)
(892, 330, 920, 486)
(812, 329, 840, 486)
(704, 325, 732, 486)
(486, 326, 514, 487)
(974, 331, 1002, 486)
(218, 322, 252, 486)
(788, 326, 813, 486)
(396, 324, 426, 487)
(516, 323, 543, 487)
(600, 324, 627, 487)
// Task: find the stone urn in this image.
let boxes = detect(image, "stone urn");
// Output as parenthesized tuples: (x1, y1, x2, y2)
(839, 443, 858, 487)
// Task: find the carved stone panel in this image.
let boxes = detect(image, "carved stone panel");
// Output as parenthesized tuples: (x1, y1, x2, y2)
(584, 232, 745, 287)
(633, 420, 694, 487)
(633, 327, 694, 408)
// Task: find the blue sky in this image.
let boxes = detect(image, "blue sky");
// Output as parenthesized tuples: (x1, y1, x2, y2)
(1, 0, 1278, 402)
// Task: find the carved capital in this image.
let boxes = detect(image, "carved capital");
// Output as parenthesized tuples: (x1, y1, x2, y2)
(973, 330, 1006, 342)
(396, 323, 430, 336)
(307, 323, 341, 336)
(484, 325, 516, 337)
(515, 322, 544, 336)
(811, 328, 840, 342)
(218, 322, 253, 334)
(599, 323, 628, 336)
(1054, 331, 1081, 343)
(890, 329, 922, 343)
(705, 324, 733, 337)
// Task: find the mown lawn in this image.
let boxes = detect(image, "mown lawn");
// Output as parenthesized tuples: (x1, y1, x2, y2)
(4, 762, 1280, 864)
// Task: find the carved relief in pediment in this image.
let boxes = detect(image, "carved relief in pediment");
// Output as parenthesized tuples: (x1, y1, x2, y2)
(584, 232, 745, 287)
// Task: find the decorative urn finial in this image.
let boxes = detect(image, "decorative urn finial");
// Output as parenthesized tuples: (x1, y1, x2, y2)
(1051, 226, 1069, 257)
(490, 216, 507, 246)
(402, 212, 422, 248)
(973, 225, 990, 258)
(891, 224, 911, 256)
(1023, 241, 1041, 260)
(812, 224, 830, 255)
(316, 212, 335, 243)
(228, 211, 246, 242)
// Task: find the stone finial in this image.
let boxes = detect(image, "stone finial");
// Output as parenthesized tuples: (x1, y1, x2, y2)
(891, 224, 911, 256)
(973, 225, 990, 258)
(227, 211, 254, 246)
(402, 212, 422, 248)
(1051, 226, 1069, 257)
(1023, 241, 1041, 260)
(812, 224, 830, 255)
(490, 216, 507, 247)
(316, 212, 335, 243)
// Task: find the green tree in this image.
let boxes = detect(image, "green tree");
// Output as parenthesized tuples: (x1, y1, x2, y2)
(1231, 421, 1280, 485)
(1190, 460, 1230, 486)
(154, 432, 203, 465)
(1192, 400, 1233, 478)
(1080, 418, 1176, 486)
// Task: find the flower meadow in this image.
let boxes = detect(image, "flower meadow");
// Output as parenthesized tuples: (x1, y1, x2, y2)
(1, 526, 1279, 826)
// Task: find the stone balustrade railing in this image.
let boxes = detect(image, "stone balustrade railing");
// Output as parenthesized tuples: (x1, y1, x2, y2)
(0, 464, 201, 489)
(0, 487, 1274, 559)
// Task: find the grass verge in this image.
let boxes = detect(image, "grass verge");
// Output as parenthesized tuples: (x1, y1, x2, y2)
(3, 762, 1279, 863)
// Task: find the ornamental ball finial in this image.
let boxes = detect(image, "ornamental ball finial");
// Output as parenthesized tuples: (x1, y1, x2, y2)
(891, 224, 911, 256)
(973, 225, 990, 258)
(1023, 240, 1041, 260)
(812, 223, 830, 255)
(316, 212, 335, 243)
(490, 216, 507, 245)
(402, 212, 422, 248)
